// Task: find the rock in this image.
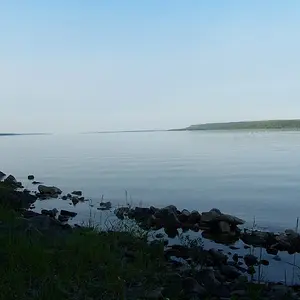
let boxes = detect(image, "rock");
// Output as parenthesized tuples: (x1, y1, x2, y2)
(115, 207, 130, 219)
(156, 206, 181, 230)
(38, 185, 62, 196)
(201, 210, 221, 223)
(67, 193, 72, 199)
(247, 266, 255, 275)
(0, 187, 36, 209)
(79, 196, 85, 201)
(210, 208, 222, 215)
(244, 254, 258, 267)
(99, 201, 112, 210)
(22, 210, 41, 219)
(244, 245, 251, 249)
(72, 197, 79, 205)
(259, 259, 269, 266)
(32, 181, 42, 185)
(58, 215, 69, 223)
(4, 175, 22, 187)
(41, 208, 58, 218)
(216, 214, 245, 226)
(188, 211, 201, 224)
(266, 247, 278, 255)
(219, 265, 241, 280)
(178, 209, 191, 222)
(28, 215, 70, 233)
(229, 246, 239, 250)
(197, 268, 221, 292)
(233, 254, 239, 263)
(72, 190, 82, 196)
(0, 171, 6, 179)
(241, 231, 269, 246)
(219, 221, 231, 233)
(28, 175, 34, 180)
(182, 277, 207, 297)
(61, 195, 68, 200)
(60, 210, 77, 218)
(209, 249, 228, 265)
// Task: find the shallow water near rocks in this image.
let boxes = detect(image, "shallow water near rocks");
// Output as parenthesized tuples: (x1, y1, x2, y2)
(2, 131, 300, 283)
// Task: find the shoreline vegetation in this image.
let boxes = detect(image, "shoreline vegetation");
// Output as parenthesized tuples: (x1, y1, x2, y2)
(171, 119, 300, 131)
(1, 171, 300, 299)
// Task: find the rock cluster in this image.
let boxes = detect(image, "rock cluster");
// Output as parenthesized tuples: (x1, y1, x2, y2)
(115, 205, 245, 241)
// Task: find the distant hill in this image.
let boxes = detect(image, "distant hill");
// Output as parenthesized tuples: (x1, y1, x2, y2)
(172, 119, 300, 131)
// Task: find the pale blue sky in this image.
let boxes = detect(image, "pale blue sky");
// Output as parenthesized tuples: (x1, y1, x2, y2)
(1, 0, 300, 133)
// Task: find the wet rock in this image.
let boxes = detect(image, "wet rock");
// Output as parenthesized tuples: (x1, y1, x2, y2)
(182, 277, 207, 297)
(72, 190, 82, 196)
(41, 208, 58, 218)
(244, 254, 258, 267)
(0, 171, 6, 179)
(72, 197, 79, 205)
(79, 196, 85, 201)
(156, 206, 181, 230)
(67, 193, 72, 199)
(60, 210, 77, 218)
(58, 215, 69, 223)
(28, 175, 34, 180)
(233, 254, 239, 263)
(229, 246, 239, 250)
(99, 201, 112, 210)
(61, 195, 68, 200)
(38, 185, 62, 196)
(164, 227, 178, 238)
(201, 210, 221, 223)
(32, 181, 42, 185)
(266, 247, 278, 255)
(4, 175, 22, 188)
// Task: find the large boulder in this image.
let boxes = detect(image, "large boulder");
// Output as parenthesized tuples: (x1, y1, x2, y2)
(72, 190, 82, 196)
(216, 214, 245, 226)
(38, 185, 62, 196)
(156, 206, 181, 230)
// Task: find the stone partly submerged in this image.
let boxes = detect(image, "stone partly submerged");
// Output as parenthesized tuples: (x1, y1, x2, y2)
(37, 185, 62, 198)
(115, 206, 245, 243)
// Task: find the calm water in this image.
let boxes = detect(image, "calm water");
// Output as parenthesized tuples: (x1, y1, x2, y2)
(2, 131, 300, 283)
(1, 131, 300, 231)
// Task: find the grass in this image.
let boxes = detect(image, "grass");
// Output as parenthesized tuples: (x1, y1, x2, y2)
(0, 182, 169, 300)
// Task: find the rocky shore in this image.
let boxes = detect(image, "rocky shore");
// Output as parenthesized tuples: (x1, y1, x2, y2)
(1, 171, 300, 299)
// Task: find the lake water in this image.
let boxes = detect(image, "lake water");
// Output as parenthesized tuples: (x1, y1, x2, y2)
(2, 131, 300, 283)
(1, 131, 300, 231)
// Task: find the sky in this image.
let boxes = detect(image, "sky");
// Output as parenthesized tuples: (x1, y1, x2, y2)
(1, 0, 300, 133)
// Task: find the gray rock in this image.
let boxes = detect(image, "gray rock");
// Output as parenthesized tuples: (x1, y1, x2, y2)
(28, 175, 34, 180)
(0, 171, 6, 179)
(201, 211, 220, 223)
(61, 195, 68, 200)
(72, 190, 82, 196)
(210, 208, 222, 215)
(38, 185, 62, 196)
(115, 207, 130, 219)
(72, 197, 79, 205)
(41, 208, 58, 218)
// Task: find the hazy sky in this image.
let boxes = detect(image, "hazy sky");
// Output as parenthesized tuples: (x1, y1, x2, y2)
(1, 1, 300, 133)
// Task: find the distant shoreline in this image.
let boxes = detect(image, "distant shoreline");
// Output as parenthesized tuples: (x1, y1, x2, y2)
(170, 119, 300, 131)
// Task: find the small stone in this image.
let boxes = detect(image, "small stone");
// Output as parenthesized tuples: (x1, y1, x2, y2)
(72, 191, 82, 196)
(28, 175, 34, 180)
(60, 210, 77, 218)
(32, 181, 42, 185)
(61, 195, 68, 200)
(58, 215, 69, 223)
